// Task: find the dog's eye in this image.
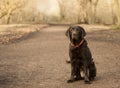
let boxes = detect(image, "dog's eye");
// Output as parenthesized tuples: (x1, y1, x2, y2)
(69, 29, 72, 32)
(70, 28, 74, 32)
(72, 28, 74, 30)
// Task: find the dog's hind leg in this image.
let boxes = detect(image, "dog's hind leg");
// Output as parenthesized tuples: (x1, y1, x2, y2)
(66, 59, 71, 63)
(89, 62, 97, 81)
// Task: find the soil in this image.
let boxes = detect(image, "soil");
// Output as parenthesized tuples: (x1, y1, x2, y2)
(0, 25, 120, 88)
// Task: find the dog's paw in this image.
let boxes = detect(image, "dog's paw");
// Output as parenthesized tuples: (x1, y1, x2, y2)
(75, 77, 84, 81)
(66, 59, 71, 63)
(84, 80, 91, 84)
(67, 79, 74, 83)
(89, 77, 95, 81)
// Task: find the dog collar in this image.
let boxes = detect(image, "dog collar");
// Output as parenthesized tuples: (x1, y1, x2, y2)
(71, 39, 84, 48)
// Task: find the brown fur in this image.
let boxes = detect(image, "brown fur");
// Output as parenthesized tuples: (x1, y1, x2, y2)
(65, 26, 96, 84)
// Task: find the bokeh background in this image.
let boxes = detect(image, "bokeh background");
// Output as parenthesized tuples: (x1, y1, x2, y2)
(0, 1, 120, 88)
(0, 0, 120, 26)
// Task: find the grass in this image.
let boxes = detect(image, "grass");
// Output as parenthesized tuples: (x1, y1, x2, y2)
(111, 25, 120, 30)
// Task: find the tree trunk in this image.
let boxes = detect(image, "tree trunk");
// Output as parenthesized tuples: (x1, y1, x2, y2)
(77, 0, 88, 24)
(58, 0, 65, 20)
(6, 13, 11, 24)
(88, 0, 99, 24)
(115, 0, 120, 26)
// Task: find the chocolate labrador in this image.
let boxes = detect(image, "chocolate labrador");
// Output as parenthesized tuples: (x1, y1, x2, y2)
(65, 26, 96, 84)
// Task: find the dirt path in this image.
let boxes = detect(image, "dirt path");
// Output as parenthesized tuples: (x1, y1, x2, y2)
(0, 25, 120, 88)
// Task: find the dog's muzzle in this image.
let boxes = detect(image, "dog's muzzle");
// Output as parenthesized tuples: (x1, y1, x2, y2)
(72, 33, 78, 39)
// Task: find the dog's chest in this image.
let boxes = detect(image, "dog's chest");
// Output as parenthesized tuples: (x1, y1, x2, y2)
(70, 47, 83, 58)
(70, 48, 85, 66)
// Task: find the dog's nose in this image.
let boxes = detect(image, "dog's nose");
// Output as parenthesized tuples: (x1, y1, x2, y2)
(72, 33, 77, 39)
(73, 33, 77, 36)
(73, 33, 76, 36)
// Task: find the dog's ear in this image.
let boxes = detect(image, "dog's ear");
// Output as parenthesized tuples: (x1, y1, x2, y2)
(81, 28, 86, 37)
(78, 26, 86, 37)
(65, 26, 72, 38)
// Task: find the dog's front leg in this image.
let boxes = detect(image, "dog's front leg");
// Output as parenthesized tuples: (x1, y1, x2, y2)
(84, 64, 91, 84)
(67, 64, 75, 83)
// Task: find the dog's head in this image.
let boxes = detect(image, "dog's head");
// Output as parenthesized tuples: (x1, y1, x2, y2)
(65, 26, 86, 44)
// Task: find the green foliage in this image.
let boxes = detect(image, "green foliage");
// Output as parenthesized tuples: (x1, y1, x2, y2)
(111, 25, 120, 30)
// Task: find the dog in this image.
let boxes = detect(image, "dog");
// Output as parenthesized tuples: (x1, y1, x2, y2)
(65, 26, 96, 84)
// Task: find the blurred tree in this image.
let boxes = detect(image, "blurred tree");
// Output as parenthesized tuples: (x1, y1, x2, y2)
(76, 0, 99, 24)
(77, 0, 88, 24)
(114, 0, 120, 26)
(0, 0, 26, 24)
(58, 0, 66, 20)
(88, 0, 99, 24)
